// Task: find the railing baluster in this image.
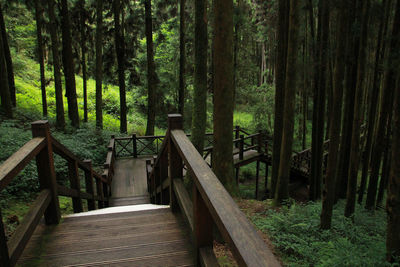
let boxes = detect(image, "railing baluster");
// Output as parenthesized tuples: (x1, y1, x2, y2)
(160, 152, 169, 204)
(32, 121, 60, 224)
(83, 160, 96, 210)
(0, 209, 10, 267)
(239, 135, 244, 160)
(96, 177, 104, 209)
(235, 125, 240, 148)
(133, 134, 137, 158)
(102, 174, 109, 207)
(68, 160, 83, 213)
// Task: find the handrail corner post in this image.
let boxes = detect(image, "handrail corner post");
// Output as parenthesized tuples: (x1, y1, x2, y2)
(31, 120, 61, 224)
(132, 134, 137, 158)
(168, 114, 183, 130)
(0, 209, 10, 267)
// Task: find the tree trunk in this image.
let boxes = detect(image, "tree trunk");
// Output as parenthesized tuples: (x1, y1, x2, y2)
(0, 23, 12, 117)
(212, 0, 236, 194)
(377, 111, 392, 206)
(320, 0, 348, 229)
(345, 0, 370, 217)
(95, 0, 103, 130)
(47, 0, 65, 130)
(113, 0, 127, 133)
(358, 0, 390, 204)
(178, 0, 185, 116)
(271, 0, 289, 199)
(0, 4, 15, 107)
(34, 0, 47, 117)
(145, 0, 156, 136)
(366, 0, 399, 210)
(60, 0, 79, 128)
(386, 3, 400, 260)
(191, 0, 207, 154)
(275, 0, 300, 204)
(79, 0, 88, 123)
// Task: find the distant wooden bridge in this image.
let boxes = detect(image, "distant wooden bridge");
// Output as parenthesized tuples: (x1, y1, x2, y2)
(0, 116, 282, 267)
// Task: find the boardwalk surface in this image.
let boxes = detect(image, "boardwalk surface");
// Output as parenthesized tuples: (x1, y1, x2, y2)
(18, 208, 194, 267)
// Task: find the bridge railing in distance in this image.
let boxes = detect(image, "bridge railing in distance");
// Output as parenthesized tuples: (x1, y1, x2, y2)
(0, 121, 110, 267)
(147, 114, 281, 267)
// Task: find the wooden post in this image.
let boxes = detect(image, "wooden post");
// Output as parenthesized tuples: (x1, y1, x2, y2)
(168, 114, 183, 212)
(146, 159, 152, 193)
(160, 152, 169, 204)
(133, 134, 137, 158)
(193, 186, 213, 265)
(235, 125, 240, 148)
(265, 163, 269, 198)
(255, 160, 260, 199)
(96, 177, 104, 209)
(31, 121, 60, 224)
(83, 160, 96, 210)
(239, 135, 244, 160)
(102, 174, 109, 207)
(0, 209, 10, 267)
(153, 155, 160, 204)
(68, 160, 83, 213)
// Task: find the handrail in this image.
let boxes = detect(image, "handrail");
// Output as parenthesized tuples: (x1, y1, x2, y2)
(148, 114, 280, 267)
(0, 121, 111, 267)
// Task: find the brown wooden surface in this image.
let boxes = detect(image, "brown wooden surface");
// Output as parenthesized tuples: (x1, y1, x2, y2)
(173, 178, 193, 231)
(18, 208, 194, 267)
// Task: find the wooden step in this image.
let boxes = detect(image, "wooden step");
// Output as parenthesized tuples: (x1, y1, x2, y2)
(109, 195, 150, 206)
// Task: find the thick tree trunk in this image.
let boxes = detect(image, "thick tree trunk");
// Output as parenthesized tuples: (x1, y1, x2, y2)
(345, 0, 370, 217)
(95, 0, 103, 130)
(0, 24, 12, 117)
(47, 0, 65, 129)
(191, 0, 207, 154)
(386, 3, 400, 260)
(178, 0, 185, 116)
(145, 0, 156, 136)
(271, 0, 289, 199)
(34, 0, 47, 117)
(320, 0, 348, 229)
(358, 0, 390, 204)
(114, 0, 127, 133)
(79, 0, 88, 123)
(60, 0, 79, 128)
(212, 0, 236, 194)
(0, 4, 15, 107)
(366, 0, 399, 210)
(275, 0, 300, 204)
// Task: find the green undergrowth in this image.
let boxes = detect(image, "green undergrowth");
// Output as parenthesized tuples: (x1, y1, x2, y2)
(250, 200, 393, 267)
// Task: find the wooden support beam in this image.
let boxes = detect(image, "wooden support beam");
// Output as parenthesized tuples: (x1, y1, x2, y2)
(68, 160, 83, 213)
(0, 209, 10, 267)
(168, 114, 183, 212)
(83, 160, 96, 210)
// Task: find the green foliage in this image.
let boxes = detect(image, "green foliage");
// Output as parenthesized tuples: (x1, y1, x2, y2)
(251, 201, 392, 267)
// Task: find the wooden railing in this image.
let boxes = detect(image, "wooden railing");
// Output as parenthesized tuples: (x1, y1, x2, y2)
(0, 121, 110, 267)
(147, 114, 281, 267)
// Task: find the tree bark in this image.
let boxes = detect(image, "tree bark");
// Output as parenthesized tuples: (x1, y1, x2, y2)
(47, 0, 65, 129)
(0, 3, 15, 107)
(178, 0, 185, 116)
(320, 0, 348, 229)
(0, 22, 12, 117)
(377, 111, 392, 206)
(79, 0, 88, 123)
(271, 0, 289, 199)
(34, 0, 47, 117)
(212, 0, 236, 194)
(345, 0, 370, 217)
(145, 0, 156, 136)
(386, 3, 400, 260)
(274, 0, 300, 204)
(191, 0, 207, 154)
(95, 0, 103, 130)
(114, 0, 127, 133)
(60, 0, 79, 128)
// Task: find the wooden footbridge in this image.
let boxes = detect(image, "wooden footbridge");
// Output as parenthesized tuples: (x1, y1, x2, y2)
(0, 115, 282, 267)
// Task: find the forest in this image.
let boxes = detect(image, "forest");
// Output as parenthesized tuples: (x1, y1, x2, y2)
(0, 0, 399, 266)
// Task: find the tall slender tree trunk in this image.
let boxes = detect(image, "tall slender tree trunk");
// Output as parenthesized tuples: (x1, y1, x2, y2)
(345, 0, 371, 217)
(212, 0, 236, 194)
(271, 0, 289, 199)
(145, 0, 156, 136)
(358, 0, 390, 204)
(275, 0, 300, 204)
(47, 0, 65, 130)
(114, 0, 127, 133)
(366, 0, 399, 210)
(320, 0, 348, 229)
(386, 3, 400, 260)
(0, 4, 15, 107)
(79, 0, 88, 123)
(0, 24, 12, 117)
(377, 111, 392, 206)
(95, 0, 103, 130)
(191, 0, 207, 154)
(178, 0, 185, 116)
(34, 0, 47, 117)
(60, 0, 79, 128)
